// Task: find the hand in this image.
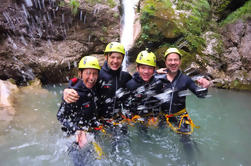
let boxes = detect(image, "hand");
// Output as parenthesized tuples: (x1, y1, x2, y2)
(63, 88, 79, 103)
(197, 78, 210, 88)
(76, 130, 88, 148)
(156, 68, 167, 74)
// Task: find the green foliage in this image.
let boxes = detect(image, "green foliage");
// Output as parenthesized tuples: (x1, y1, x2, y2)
(141, 0, 157, 17)
(70, 0, 80, 16)
(176, 0, 210, 51)
(220, 0, 251, 26)
(59, 1, 65, 7)
(209, 0, 232, 16)
(85, 0, 116, 7)
(107, 0, 116, 8)
(161, 0, 172, 8)
(113, 12, 119, 18)
(138, 0, 211, 54)
(58, 0, 80, 16)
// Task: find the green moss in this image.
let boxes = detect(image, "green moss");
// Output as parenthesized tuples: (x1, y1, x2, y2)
(220, 0, 251, 26)
(59, 1, 65, 7)
(113, 12, 119, 18)
(137, 0, 212, 59)
(229, 79, 251, 90)
(213, 34, 224, 55)
(180, 52, 196, 69)
(107, 0, 116, 8)
(85, 0, 115, 7)
(102, 26, 108, 33)
(139, 0, 181, 44)
(7, 78, 16, 85)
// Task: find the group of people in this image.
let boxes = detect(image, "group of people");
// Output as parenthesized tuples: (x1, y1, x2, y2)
(57, 41, 210, 151)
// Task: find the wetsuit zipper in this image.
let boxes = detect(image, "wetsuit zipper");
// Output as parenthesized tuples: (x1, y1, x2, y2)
(168, 72, 181, 115)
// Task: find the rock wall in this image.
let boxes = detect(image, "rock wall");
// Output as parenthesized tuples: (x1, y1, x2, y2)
(131, 0, 251, 90)
(0, 0, 121, 85)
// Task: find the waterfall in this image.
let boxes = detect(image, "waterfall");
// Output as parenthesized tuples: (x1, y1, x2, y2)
(121, 0, 139, 71)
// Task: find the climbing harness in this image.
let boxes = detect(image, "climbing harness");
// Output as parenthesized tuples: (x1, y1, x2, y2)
(92, 141, 104, 160)
(164, 108, 200, 135)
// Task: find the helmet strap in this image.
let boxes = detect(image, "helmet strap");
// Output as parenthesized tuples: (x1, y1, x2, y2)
(78, 69, 84, 79)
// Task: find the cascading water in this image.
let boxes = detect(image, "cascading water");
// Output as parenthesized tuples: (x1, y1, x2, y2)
(120, 0, 139, 71)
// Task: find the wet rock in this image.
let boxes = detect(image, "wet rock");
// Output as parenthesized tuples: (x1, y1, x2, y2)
(0, 0, 120, 85)
(218, 18, 251, 89)
(239, 19, 251, 70)
(222, 20, 245, 48)
(202, 18, 251, 90)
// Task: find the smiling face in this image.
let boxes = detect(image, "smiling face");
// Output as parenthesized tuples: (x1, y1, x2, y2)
(79, 68, 99, 89)
(106, 52, 124, 71)
(165, 53, 181, 74)
(137, 64, 155, 82)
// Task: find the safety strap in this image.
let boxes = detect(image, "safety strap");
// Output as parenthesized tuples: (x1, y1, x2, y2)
(164, 109, 200, 135)
(94, 125, 106, 134)
(92, 141, 104, 160)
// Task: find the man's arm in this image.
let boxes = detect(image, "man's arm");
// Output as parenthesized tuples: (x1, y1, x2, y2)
(188, 77, 210, 98)
(196, 77, 210, 88)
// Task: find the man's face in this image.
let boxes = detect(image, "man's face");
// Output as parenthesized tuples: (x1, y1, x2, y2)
(106, 52, 124, 71)
(165, 53, 181, 74)
(137, 64, 155, 82)
(80, 68, 99, 89)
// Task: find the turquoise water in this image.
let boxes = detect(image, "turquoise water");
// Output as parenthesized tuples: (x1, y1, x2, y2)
(0, 86, 251, 166)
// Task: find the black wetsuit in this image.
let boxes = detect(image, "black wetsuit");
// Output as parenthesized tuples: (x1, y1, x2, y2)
(125, 72, 162, 117)
(57, 78, 99, 135)
(156, 70, 208, 115)
(97, 61, 132, 119)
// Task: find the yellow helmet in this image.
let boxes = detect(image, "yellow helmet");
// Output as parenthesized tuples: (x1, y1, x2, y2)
(164, 48, 182, 58)
(136, 50, 156, 67)
(104, 42, 125, 55)
(78, 56, 101, 70)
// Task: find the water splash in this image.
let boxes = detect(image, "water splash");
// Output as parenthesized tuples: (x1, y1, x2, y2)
(154, 88, 173, 103)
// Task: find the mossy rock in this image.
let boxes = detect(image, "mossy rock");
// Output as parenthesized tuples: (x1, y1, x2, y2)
(138, 0, 210, 52)
(229, 79, 251, 90)
(220, 0, 251, 26)
(140, 0, 183, 41)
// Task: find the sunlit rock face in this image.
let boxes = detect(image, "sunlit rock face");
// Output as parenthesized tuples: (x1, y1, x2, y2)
(0, 0, 120, 85)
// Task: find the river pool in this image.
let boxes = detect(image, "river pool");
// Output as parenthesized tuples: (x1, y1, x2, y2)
(0, 85, 250, 166)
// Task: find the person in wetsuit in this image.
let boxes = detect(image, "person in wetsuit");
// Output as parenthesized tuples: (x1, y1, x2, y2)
(157, 48, 210, 134)
(63, 42, 131, 122)
(63, 42, 132, 155)
(122, 50, 162, 128)
(97, 42, 132, 121)
(57, 56, 101, 148)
